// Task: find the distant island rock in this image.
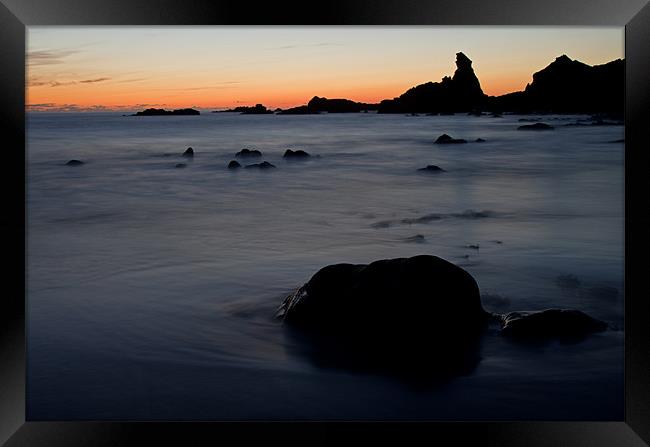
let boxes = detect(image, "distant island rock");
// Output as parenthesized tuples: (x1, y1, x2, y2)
(65, 159, 84, 166)
(279, 96, 379, 114)
(132, 108, 200, 116)
(214, 104, 274, 114)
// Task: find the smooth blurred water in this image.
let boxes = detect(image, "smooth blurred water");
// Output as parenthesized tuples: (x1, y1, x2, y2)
(26, 111, 624, 420)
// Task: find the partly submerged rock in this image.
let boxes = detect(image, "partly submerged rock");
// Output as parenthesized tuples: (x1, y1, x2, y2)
(278, 255, 488, 379)
(500, 309, 607, 340)
(236, 148, 262, 157)
(278, 255, 488, 335)
(517, 122, 554, 130)
(417, 165, 446, 173)
(175, 163, 187, 168)
(227, 160, 242, 169)
(475, 138, 486, 142)
(245, 161, 276, 169)
(182, 147, 194, 157)
(435, 134, 467, 144)
(283, 149, 311, 158)
(65, 159, 84, 166)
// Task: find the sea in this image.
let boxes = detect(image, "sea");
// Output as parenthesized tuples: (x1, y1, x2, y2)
(26, 111, 624, 420)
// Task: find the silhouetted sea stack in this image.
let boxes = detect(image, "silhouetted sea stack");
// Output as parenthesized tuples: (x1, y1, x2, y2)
(65, 159, 84, 166)
(517, 123, 554, 130)
(235, 149, 262, 157)
(283, 149, 311, 158)
(227, 160, 241, 169)
(245, 161, 276, 169)
(132, 108, 200, 116)
(378, 52, 486, 114)
(182, 147, 194, 157)
(435, 134, 467, 144)
(418, 165, 446, 173)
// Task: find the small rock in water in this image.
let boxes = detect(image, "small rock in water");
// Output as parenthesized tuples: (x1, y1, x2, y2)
(517, 123, 554, 130)
(182, 147, 194, 157)
(500, 309, 607, 340)
(283, 149, 311, 158)
(175, 163, 187, 168)
(467, 244, 480, 250)
(435, 134, 467, 144)
(417, 165, 446, 173)
(227, 160, 242, 169)
(65, 159, 84, 166)
(236, 148, 262, 157)
(245, 161, 276, 169)
(475, 138, 486, 142)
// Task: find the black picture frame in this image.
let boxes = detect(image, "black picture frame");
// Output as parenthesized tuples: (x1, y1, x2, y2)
(1, 0, 649, 445)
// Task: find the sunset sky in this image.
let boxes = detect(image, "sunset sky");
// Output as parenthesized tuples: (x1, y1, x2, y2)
(27, 27, 624, 112)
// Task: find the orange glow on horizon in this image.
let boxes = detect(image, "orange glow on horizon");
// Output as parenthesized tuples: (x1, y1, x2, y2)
(25, 78, 540, 111)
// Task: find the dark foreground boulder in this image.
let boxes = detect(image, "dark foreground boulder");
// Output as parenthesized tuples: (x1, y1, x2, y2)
(227, 160, 242, 169)
(435, 134, 467, 144)
(517, 122, 554, 130)
(245, 161, 276, 169)
(283, 149, 311, 158)
(236, 148, 262, 157)
(500, 309, 607, 340)
(418, 165, 446, 173)
(182, 147, 194, 157)
(278, 255, 487, 380)
(65, 159, 84, 166)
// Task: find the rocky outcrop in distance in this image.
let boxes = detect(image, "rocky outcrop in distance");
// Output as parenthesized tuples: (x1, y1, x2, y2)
(214, 104, 274, 114)
(279, 96, 379, 114)
(132, 108, 200, 116)
(274, 52, 623, 116)
(378, 52, 486, 114)
(489, 55, 624, 115)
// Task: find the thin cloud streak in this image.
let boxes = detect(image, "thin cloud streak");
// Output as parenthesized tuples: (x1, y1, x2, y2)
(79, 77, 111, 83)
(27, 49, 79, 66)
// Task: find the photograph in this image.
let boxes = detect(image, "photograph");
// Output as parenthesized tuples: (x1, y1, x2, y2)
(25, 26, 625, 421)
